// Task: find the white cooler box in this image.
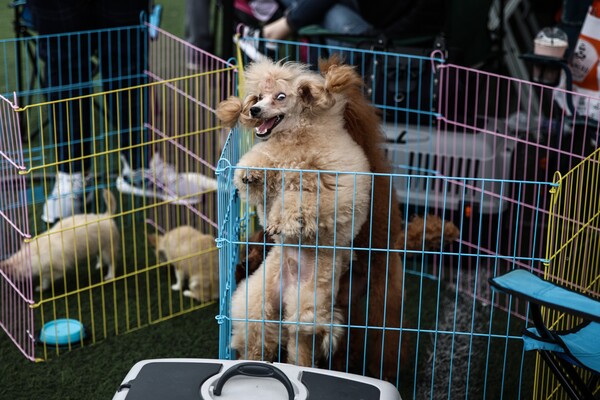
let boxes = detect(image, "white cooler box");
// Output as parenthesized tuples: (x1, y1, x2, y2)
(112, 358, 402, 400)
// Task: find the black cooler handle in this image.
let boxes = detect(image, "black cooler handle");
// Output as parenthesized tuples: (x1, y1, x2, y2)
(212, 362, 295, 400)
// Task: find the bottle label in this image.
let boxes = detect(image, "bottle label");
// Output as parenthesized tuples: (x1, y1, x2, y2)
(570, 9, 600, 91)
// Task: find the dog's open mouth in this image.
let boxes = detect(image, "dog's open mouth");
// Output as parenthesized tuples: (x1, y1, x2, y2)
(255, 115, 283, 138)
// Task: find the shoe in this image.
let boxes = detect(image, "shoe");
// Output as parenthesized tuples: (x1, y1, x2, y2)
(116, 153, 218, 205)
(41, 171, 85, 223)
(234, 25, 268, 62)
(186, 61, 200, 71)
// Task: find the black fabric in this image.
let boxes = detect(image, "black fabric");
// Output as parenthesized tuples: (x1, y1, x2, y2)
(28, 0, 150, 172)
(285, 0, 341, 32)
(285, 0, 446, 39)
(360, 35, 466, 124)
(363, 44, 438, 123)
(301, 370, 382, 399)
(119, 362, 222, 400)
(358, 0, 446, 38)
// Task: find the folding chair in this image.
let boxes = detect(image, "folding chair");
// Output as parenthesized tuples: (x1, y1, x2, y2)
(489, 269, 600, 400)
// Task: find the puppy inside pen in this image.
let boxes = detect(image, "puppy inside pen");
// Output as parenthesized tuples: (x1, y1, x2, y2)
(148, 224, 219, 302)
(0, 189, 120, 291)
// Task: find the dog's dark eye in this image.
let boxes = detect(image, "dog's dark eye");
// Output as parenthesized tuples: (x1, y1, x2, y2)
(257, 94, 263, 101)
(276, 93, 286, 101)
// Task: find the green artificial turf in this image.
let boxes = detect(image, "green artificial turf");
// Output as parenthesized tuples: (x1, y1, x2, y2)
(0, 303, 220, 400)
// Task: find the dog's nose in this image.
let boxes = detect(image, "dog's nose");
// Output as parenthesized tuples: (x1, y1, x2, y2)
(250, 106, 261, 117)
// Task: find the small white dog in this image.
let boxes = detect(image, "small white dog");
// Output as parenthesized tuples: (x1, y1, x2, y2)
(217, 59, 372, 365)
(0, 189, 120, 291)
(148, 225, 218, 302)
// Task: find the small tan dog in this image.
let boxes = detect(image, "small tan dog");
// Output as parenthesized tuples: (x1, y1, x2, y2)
(217, 59, 372, 365)
(0, 189, 120, 291)
(148, 225, 218, 302)
(398, 215, 460, 253)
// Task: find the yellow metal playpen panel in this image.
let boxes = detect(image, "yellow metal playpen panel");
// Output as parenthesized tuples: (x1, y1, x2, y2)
(0, 25, 237, 361)
(542, 146, 600, 399)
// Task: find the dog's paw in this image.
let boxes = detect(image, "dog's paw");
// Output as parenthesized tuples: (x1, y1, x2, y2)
(267, 209, 318, 239)
(183, 289, 197, 300)
(171, 283, 182, 291)
(264, 223, 281, 238)
(319, 308, 345, 355)
(266, 218, 303, 238)
(232, 334, 272, 361)
(35, 278, 51, 292)
(242, 170, 263, 185)
(235, 168, 263, 185)
(103, 270, 114, 281)
(320, 324, 345, 358)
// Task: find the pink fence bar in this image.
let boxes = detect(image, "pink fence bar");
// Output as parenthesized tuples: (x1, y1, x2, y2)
(435, 63, 600, 317)
(0, 93, 35, 361)
(0, 23, 237, 361)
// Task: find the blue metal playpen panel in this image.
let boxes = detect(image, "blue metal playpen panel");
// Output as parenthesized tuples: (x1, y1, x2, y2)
(216, 36, 599, 398)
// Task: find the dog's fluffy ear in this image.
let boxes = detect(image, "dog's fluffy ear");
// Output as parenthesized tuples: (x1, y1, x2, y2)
(323, 63, 363, 95)
(147, 233, 161, 248)
(238, 95, 260, 128)
(318, 54, 344, 75)
(297, 79, 336, 112)
(216, 96, 244, 128)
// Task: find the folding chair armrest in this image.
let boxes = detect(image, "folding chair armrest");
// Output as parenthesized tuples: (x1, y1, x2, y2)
(489, 269, 600, 323)
(520, 52, 568, 68)
(9, 0, 28, 7)
(520, 52, 576, 114)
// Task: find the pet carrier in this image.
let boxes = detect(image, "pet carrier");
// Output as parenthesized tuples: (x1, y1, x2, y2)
(216, 35, 600, 398)
(112, 358, 402, 399)
(0, 23, 236, 361)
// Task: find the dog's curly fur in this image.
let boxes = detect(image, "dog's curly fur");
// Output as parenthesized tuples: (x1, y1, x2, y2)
(221, 57, 461, 377)
(398, 215, 460, 254)
(238, 215, 459, 285)
(235, 229, 275, 285)
(217, 59, 372, 366)
(315, 56, 409, 380)
(148, 225, 219, 303)
(236, 214, 460, 375)
(319, 57, 458, 380)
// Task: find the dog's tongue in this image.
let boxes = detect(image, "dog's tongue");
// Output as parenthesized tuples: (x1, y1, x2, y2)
(257, 117, 278, 134)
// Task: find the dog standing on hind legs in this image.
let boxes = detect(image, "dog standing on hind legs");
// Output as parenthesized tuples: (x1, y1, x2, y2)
(217, 59, 372, 366)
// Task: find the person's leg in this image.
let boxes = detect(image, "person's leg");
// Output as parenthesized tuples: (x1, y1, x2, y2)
(185, 0, 214, 53)
(185, 0, 214, 70)
(29, 0, 95, 222)
(29, 0, 96, 173)
(321, 0, 372, 35)
(98, 0, 149, 172)
(321, 1, 373, 55)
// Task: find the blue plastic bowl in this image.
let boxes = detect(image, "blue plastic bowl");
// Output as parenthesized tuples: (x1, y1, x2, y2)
(39, 319, 86, 346)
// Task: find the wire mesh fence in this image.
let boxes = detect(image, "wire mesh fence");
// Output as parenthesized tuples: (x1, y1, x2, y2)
(0, 23, 236, 361)
(216, 36, 600, 398)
